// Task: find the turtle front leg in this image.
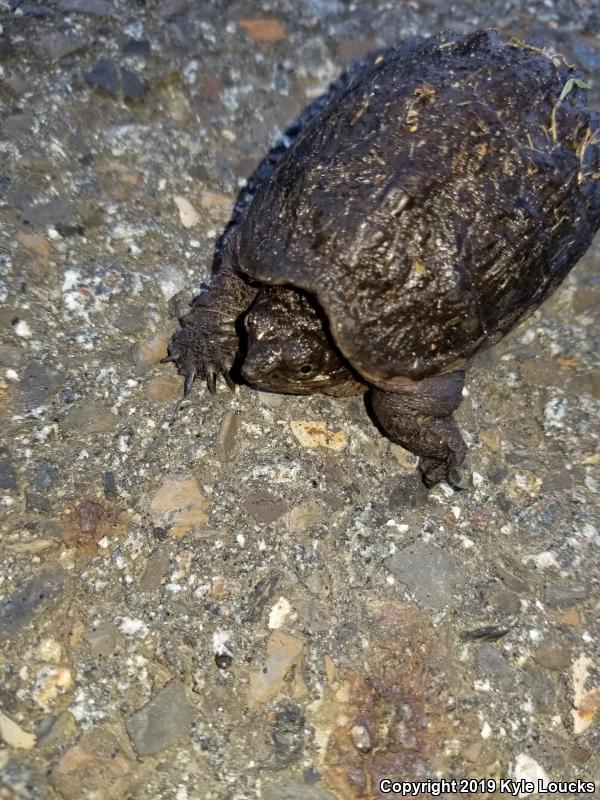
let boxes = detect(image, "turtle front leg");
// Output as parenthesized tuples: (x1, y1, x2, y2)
(370, 370, 467, 488)
(163, 263, 257, 396)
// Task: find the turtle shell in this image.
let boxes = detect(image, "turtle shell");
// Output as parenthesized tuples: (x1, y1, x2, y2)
(236, 29, 600, 388)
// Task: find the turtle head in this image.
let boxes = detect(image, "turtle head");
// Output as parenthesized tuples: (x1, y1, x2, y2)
(241, 287, 350, 394)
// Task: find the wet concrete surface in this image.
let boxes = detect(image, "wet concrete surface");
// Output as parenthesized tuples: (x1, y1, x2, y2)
(0, 1, 599, 798)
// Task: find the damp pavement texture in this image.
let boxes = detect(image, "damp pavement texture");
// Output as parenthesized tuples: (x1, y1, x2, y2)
(0, 0, 599, 798)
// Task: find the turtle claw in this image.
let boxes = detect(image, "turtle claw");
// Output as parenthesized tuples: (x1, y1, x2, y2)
(224, 372, 236, 393)
(184, 369, 196, 397)
(161, 266, 252, 400)
(206, 370, 217, 394)
(420, 441, 467, 490)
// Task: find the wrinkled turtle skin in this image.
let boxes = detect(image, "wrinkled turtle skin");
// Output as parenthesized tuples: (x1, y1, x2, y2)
(164, 29, 600, 488)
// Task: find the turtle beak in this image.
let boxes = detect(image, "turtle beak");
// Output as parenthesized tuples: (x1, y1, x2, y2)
(241, 342, 279, 385)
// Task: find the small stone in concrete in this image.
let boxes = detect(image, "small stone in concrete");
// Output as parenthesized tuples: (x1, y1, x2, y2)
(0, 345, 21, 367)
(84, 622, 121, 657)
(126, 679, 193, 757)
(148, 476, 209, 537)
(85, 58, 119, 96)
(243, 572, 280, 623)
(521, 662, 555, 712)
(533, 641, 571, 672)
(271, 702, 305, 767)
(50, 727, 136, 799)
(34, 32, 86, 61)
(0, 711, 36, 750)
(59, 0, 112, 15)
(555, 607, 581, 627)
(16, 4, 55, 17)
(290, 420, 347, 451)
(0, 447, 17, 490)
(33, 666, 73, 708)
(29, 458, 57, 491)
(161, 0, 187, 18)
(138, 331, 169, 363)
(238, 18, 286, 42)
(55, 222, 84, 238)
(114, 304, 146, 335)
(243, 491, 288, 524)
(123, 39, 151, 57)
(474, 644, 513, 686)
(544, 583, 590, 606)
(20, 199, 75, 227)
(248, 631, 304, 706)
(173, 196, 200, 228)
(21, 363, 62, 404)
(121, 68, 146, 100)
(0, 567, 65, 634)
(385, 541, 458, 610)
(61, 401, 118, 435)
(489, 588, 520, 615)
(16, 231, 49, 263)
(350, 722, 372, 751)
(103, 471, 119, 501)
(26, 490, 51, 512)
(263, 781, 334, 800)
(140, 548, 170, 593)
(0, 69, 29, 96)
(512, 754, 549, 787)
(284, 502, 324, 533)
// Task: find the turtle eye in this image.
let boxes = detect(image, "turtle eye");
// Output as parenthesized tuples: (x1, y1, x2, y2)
(300, 364, 314, 375)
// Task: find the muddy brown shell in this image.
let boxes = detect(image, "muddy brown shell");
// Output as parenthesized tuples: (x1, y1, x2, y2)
(235, 29, 600, 387)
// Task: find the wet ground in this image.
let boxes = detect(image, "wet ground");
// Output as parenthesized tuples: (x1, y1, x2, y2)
(0, 1, 599, 798)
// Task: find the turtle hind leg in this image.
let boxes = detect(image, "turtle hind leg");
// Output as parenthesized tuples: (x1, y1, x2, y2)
(163, 262, 257, 396)
(369, 370, 468, 489)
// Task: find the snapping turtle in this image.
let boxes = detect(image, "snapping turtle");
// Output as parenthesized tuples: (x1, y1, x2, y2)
(164, 29, 600, 487)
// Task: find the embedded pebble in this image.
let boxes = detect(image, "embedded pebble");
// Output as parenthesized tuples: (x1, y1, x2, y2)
(0, 448, 17, 490)
(248, 631, 305, 706)
(571, 653, 600, 734)
(138, 331, 170, 363)
(139, 549, 170, 593)
(385, 541, 460, 610)
(0, 568, 65, 634)
(268, 596, 292, 629)
(148, 476, 209, 537)
(533, 641, 571, 672)
(512, 753, 549, 789)
(173, 196, 201, 228)
(50, 728, 136, 800)
(126, 680, 193, 757)
(290, 420, 347, 450)
(59, 0, 112, 14)
(238, 18, 286, 42)
(34, 32, 87, 60)
(60, 402, 118, 435)
(0, 712, 36, 750)
(84, 623, 121, 657)
(84, 58, 119, 96)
